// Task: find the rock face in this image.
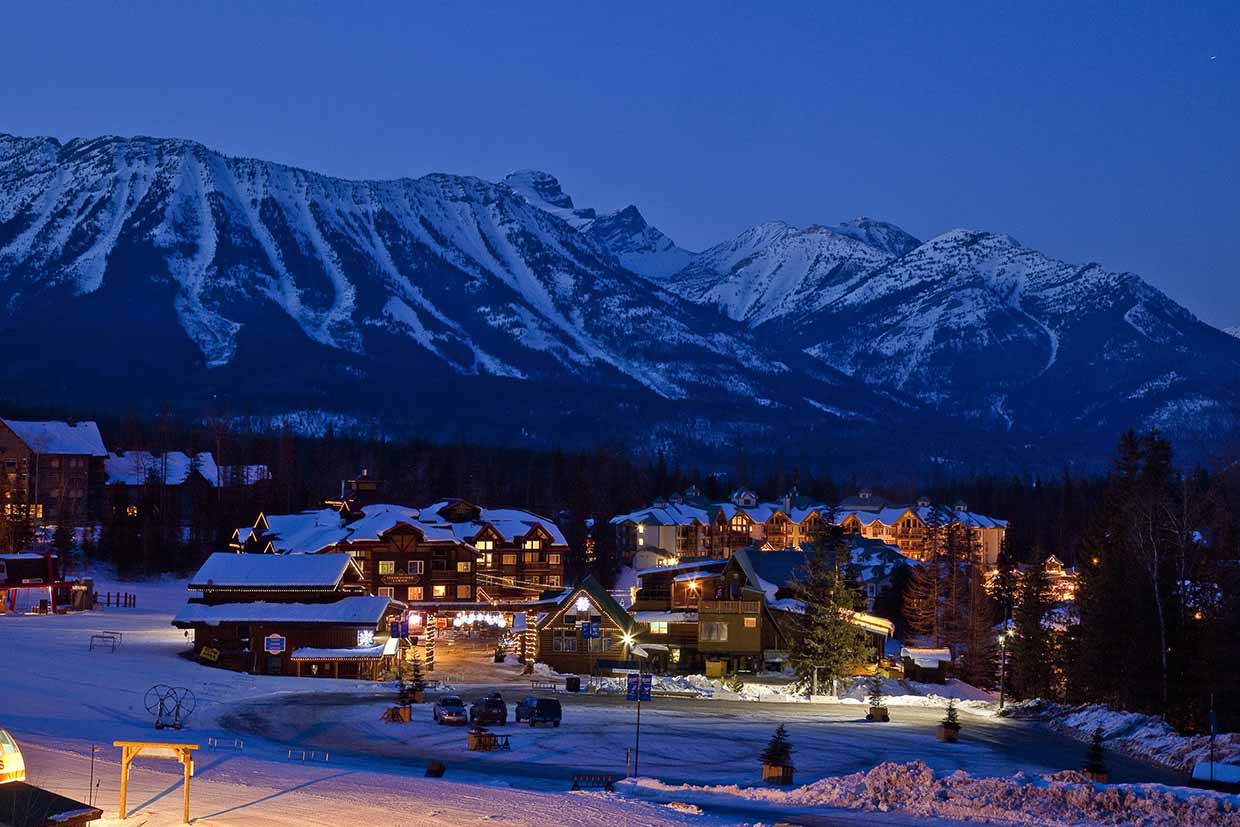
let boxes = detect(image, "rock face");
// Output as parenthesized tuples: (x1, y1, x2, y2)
(1, 132, 1237, 468)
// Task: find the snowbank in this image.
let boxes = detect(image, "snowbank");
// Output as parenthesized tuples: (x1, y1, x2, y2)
(837, 676, 996, 715)
(628, 760, 1240, 827)
(1003, 699, 1240, 773)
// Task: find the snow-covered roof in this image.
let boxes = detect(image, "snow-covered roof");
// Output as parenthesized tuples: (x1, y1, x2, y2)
(289, 639, 396, 660)
(344, 504, 462, 545)
(901, 647, 953, 667)
(632, 611, 696, 624)
(419, 500, 568, 545)
(105, 451, 220, 486)
(173, 595, 393, 626)
(189, 551, 359, 590)
(1, 419, 106, 456)
(609, 502, 710, 527)
(0, 552, 56, 560)
(262, 509, 351, 553)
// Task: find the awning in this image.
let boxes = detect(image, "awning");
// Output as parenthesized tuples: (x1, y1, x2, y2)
(289, 643, 389, 661)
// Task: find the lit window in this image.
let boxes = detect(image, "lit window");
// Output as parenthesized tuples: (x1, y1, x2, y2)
(523, 538, 541, 550)
(548, 554, 561, 565)
(475, 539, 494, 551)
(456, 585, 472, 599)
(649, 621, 668, 634)
(378, 587, 395, 598)
(483, 552, 494, 567)
(548, 575, 561, 586)
(457, 561, 472, 573)
(126, 505, 138, 517)
(743, 617, 757, 628)
(378, 560, 395, 575)
(408, 586, 423, 600)
(432, 585, 447, 598)
(407, 560, 424, 575)
(502, 554, 517, 566)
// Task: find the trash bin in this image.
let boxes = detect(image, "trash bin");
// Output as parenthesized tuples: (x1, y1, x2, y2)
(565, 676, 581, 693)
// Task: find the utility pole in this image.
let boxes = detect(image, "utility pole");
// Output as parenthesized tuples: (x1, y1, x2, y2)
(998, 627, 1010, 710)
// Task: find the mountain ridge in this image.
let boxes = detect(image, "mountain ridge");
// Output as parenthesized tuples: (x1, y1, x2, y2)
(2, 132, 1238, 468)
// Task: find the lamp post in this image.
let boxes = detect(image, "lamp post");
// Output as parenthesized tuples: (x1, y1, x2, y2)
(998, 628, 1011, 710)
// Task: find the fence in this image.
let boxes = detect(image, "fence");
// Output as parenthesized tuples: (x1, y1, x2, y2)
(96, 592, 137, 609)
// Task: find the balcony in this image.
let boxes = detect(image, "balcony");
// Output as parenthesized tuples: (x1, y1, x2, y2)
(699, 599, 761, 614)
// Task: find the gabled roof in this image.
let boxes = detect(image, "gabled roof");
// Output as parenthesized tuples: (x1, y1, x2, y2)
(1, 419, 106, 456)
(105, 450, 219, 486)
(536, 575, 636, 634)
(189, 551, 361, 590)
(174, 595, 393, 626)
(261, 509, 351, 552)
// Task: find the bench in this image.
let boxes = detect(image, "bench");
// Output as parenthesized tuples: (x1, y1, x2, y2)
(466, 730, 511, 752)
(530, 680, 560, 692)
(88, 634, 116, 653)
(207, 737, 244, 750)
(571, 774, 615, 792)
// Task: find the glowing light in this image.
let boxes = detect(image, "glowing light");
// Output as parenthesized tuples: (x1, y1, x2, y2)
(575, 596, 591, 613)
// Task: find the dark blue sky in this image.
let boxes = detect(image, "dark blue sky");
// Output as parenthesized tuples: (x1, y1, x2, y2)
(3, 2, 1237, 326)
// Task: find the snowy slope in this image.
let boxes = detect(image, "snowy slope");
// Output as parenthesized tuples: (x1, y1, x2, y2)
(1227, 326, 1240, 339)
(0, 134, 906, 460)
(503, 169, 693, 279)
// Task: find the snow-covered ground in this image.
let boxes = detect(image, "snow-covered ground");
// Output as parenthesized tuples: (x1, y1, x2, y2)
(1, 577, 1232, 826)
(1003, 699, 1240, 773)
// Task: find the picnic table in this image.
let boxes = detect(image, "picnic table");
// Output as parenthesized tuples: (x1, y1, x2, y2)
(466, 729, 511, 752)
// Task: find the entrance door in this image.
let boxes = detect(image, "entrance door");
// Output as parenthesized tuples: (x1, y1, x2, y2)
(266, 654, 283, 675)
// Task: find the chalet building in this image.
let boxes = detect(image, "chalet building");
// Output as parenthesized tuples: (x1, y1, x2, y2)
(174, 552, 400, 679)
(985, 554, 1079, 602)
(534, 576, 639, 675)
(104, 450, 271, 522)
(610, 485, 830, 563)
(232, 497, 567, 610)
(0, 419, 107, 525)
(836, 490, 1008, 565)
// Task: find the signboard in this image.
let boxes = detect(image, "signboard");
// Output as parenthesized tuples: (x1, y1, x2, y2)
(0, 729, 26, 784)
(591, 621, 601, 640)
(626, 673, 652, 702)
(390, 618, 409, 639)
(198, 647, 220, 663)
(263, 634, 286, 655)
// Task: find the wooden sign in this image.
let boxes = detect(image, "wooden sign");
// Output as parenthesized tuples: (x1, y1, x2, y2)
(198, 647, 220, 663)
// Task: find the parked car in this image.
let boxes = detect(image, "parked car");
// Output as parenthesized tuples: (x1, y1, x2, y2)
(469, 692, 507, 725)
(514, 696, 539, 723)
(522, 698, 562, 727)
(432, 695, 468, 725)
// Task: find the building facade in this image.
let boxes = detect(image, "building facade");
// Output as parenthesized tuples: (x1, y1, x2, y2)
(0, 419, 107, 527)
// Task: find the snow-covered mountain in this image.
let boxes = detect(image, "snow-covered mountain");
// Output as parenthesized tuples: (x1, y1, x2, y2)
(503, 170, 692, 279)
(0, 134, 908, 461)
(1226, 326, 1240, 339)
(1, 132, 1236, 467)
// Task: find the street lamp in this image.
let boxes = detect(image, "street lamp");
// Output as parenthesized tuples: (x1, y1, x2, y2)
(998, 628, 1012, 710)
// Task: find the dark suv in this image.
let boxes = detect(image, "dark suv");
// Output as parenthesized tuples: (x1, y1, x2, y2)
(515, 696, 562, 727)
(469, 692, 508, 725)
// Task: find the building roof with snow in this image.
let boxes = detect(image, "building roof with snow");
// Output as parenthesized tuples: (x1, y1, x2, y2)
(188, 551, 362, 591)
(105, 450, 220, 486)
(173, 595, 392, 627)
(257, 509, 352, 553)
(1, 419, 107, 456)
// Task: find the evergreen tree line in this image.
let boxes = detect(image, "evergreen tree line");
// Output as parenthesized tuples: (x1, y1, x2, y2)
(992, 431, 1240, 733)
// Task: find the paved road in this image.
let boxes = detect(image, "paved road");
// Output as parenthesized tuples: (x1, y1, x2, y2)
(221, 683, 1185, 791)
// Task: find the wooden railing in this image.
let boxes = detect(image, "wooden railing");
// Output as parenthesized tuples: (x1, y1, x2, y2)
(699, 599, 761, 614)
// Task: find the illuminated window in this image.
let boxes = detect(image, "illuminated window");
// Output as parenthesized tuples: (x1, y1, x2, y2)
(483, 552, 494, 567)
(730, 514, 748, 532)
(378, 587, 394, 598)
(407, 586, 423, 600)
(378, 560, 395, 575)
(548, 554, 561, 565)
(547, 575, 561, 586)
(456, 585, 472, 599)
(649, 621, 668, 634)
(126, 505, 138, 517)
(743, 617, 757, 629)
(502, 553, 517, 566)
(523, 538, 541, 550)
(457, 561, 472, 573)
(475, 539, 494, 551)
(432, 585, 447, 598)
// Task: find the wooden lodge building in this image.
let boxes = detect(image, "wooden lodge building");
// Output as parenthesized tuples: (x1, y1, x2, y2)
(232, 479, 568, 617)
(534, 549, 894, 678)
(612, 485, 1007, 567)
(174, 552, 400, 679)
(104, 450, 270, 523)
(0, 419, 107, 526)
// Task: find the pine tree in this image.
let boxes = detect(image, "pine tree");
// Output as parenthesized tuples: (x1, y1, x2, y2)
(866, 671, 885, 708)
(1011, 557, 1055, 700)
(959, 564, 998, 689)
(787, 536, 868, 690)
(760, 724, 793, 769)
(942, 698, 960, 727)
(1083, 726, 1107, 776)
